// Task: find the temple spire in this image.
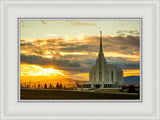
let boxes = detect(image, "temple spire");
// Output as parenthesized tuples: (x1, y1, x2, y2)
(100, 31, 103, 54)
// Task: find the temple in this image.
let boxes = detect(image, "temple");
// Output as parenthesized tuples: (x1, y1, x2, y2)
(86, 31, 123, 89)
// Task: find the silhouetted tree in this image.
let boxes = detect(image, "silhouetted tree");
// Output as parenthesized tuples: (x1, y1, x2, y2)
(128, 85, 136, 93)
(27, 85, 30, 88)
(120, 85, 126, 92)
(38, 84, 41, 88)
(20, 83, 23, 88)
(60, 83, 63, 89)
(44, 83, 47, 89)
(56, 83, 59, 88)
(33, 83, 36, 88)
(24, 82, 27, 88)
(49, 84, 53, 89)
(76, 81, 81, 87)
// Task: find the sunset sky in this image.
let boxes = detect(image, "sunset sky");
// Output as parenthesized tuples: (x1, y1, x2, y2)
(20, 20, 140, 82)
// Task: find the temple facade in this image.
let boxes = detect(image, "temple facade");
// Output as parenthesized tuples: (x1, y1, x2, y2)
(86, 31, 123, 89)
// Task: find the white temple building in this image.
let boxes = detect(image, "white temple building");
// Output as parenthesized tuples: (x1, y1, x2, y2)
(86, 31, 123, 89)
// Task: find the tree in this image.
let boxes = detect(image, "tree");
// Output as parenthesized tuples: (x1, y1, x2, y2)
(49, 84, 53, 89)
(60, 83, 63, 89)
(38, 84, 41, 88)
(44, 83, 47, 89)
(120, 85, 126, 92)
(27, 85, 30, 88)
(56, 83, 59, 89)
(128, 85, 136, 93)
(76, 81, 81, 87)
(33, 83, 36, 88)
(20, 83, 23, 88)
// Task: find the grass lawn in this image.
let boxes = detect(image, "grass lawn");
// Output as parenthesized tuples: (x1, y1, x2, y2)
(20, 88, 140, 100)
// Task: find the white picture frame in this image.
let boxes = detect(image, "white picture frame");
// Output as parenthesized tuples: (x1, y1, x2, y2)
(0, 0, 159, 120)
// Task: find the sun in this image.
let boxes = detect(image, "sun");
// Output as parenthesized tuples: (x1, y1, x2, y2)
(43, 68, 65, 76)
(21, 64, 65, 76)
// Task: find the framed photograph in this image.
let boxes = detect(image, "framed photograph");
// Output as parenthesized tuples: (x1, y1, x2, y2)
(0, 0, 159, 120)
(19, 18, 141, 101)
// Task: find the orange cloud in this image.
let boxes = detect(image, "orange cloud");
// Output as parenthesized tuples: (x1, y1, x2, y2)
(20, 34, 140, 79)
(21, 64, 65, 76)
(41, 20, 47, 25)
(66, 21, 96, 26)
(123, 69, 140, 77)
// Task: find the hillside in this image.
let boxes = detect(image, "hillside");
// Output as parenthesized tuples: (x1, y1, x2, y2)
(20, 76, 87, 88)
(123, 76, 140, 83)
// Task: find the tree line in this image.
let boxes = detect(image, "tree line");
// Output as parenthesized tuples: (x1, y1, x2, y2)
(44, 83, 66, 89)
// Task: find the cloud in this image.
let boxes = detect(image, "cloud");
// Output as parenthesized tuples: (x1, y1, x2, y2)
(20, 40, 26, 42)
(66, 21, 96, 26)
(20, 34, 140, 74)
(41, 20, 47, 25)
(20, 54, 92, 75)
(20, 35, 140, 56)
(45, 34, 57, 37)
(117, 30, 139, 36)
(20, 42, 34, 46)
(55, 21, 63, 24)
(54, 21, 97, 27)
(20, 21, 26, 27)
(21, 54, 81, 69)
(59, 44, 90, 52)
(105, 57, 139, 70)
(21, 25, 25, 27)
(56, 35, 139, 56)
(83, 59, 96, 65)
(83, 35, 140, 55)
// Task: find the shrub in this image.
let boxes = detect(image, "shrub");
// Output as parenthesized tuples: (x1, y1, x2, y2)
(128, 85, 136, 93)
